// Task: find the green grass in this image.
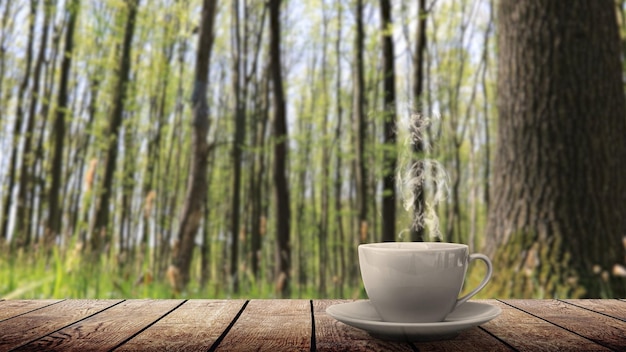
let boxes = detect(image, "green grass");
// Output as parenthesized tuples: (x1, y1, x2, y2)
(0, 241, 365, 300)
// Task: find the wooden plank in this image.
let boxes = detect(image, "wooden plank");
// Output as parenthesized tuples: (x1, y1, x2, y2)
(481, 300, 610, 351)
(314, 300, 415, 352)
(0, 299, 121, 352)
(0, 299, 62, 321)
(115, 300, 246, 352)
(412, 326, 514, 351)
(11, 299, 183, 352)
(316, 300, 512, 352)
(214, 299, 311, 351)
(503, 299, 626, 351)
(562, 299, 626, 322)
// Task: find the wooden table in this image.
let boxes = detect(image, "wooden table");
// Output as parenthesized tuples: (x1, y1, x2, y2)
(1, 299, 625, 351)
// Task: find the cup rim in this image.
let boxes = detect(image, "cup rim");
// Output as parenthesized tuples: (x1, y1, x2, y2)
(359, 242, 468, 251)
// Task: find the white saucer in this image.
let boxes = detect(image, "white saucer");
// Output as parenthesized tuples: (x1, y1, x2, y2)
(326, 301, 501, 341)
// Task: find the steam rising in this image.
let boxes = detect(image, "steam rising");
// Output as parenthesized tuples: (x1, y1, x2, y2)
(396, 113, 449, 241)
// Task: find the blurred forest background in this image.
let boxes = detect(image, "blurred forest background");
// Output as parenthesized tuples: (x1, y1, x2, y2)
(1, 0, 625, 300)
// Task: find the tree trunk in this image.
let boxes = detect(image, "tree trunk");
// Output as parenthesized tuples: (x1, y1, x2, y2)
(410, 0, 427, 242)
(0, 2, 12, 128)
(269, 0, 291, 298)
(169, 0, 217, 293)
(333, 1, 346, 297)
(140, 21, 175, 270)
(249, 69, 270, 280)
(157, 28, 189, 280)
(18, 0, 54, 249)
(229, 0, 245, 294)
(318, 2, 331, 298)
(380, 0, 397, 242)
(48, 0, 79, 251)
(2, 0, 35, 245)
(353, 0, 368, 244)
(91, 0, 139, 254)
(486, 0, 626, 298)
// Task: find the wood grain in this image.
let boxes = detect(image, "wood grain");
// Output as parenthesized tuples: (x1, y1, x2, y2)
(0, 299, 62, 321)
(1, 299, 624, 351)
(481, 300, 610, 351)
(114, 299, 246, 351)
(502, 299, 626, 351)
(315, 300, 513, 352)
(314, 299, 414, 352)
(561, 299, 626, 321)
(214, 299, 311, 351)
(0, 299, 121, 352)
(10, 299, 183, 352)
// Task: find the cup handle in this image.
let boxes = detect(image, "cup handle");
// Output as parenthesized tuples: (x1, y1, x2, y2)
(456, 253, 492, 309)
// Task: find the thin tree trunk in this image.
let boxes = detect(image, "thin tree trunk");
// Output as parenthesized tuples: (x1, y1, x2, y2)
(318, 2, 331, 297)
(410, 0, 427, 242)
(119, 110, 137, 264)
(48, 0, 79, 251)
(2, 0, 35, 246)
(157, 28, 189, 279)
(229, 0, 245, 294)
(481, 0, 494, 219)
(91, 0, 139, 254)
(0, 1, 13, 130)
(333, 1, 345, 297)
(141, 22, 174, 269)
(246, 7, 268, 282)
(19, 0, 54, 249)
(353, 0, 368, 245)
(269, 0, 291, 298)
(295, 95, 310, 296)
(380, 0, 397, 243)
(249, 68, 270, 280)
(169, 0, 217, 293)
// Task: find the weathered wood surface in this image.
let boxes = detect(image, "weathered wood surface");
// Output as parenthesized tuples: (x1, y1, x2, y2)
(0, 299, 624, 351)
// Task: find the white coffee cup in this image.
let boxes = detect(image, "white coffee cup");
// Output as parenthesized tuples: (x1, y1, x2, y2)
(358, 242, 492, 323)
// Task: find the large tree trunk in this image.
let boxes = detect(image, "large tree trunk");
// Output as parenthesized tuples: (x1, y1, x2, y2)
(486, 0, 626, 298)
(269, 0, 291, 298)
(168, 0, 217, 293)
(90, 0, 139, 254)
(380, 0, 397, 242)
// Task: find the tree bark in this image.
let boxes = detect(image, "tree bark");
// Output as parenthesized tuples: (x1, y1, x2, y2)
(169, 0, 217, 293)
(380, 0, 397, 242)
(486, 0, 626, 298)
(269, 0, 291, 298)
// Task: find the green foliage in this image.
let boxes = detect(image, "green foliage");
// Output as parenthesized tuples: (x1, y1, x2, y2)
(5, 0, 620, 299)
